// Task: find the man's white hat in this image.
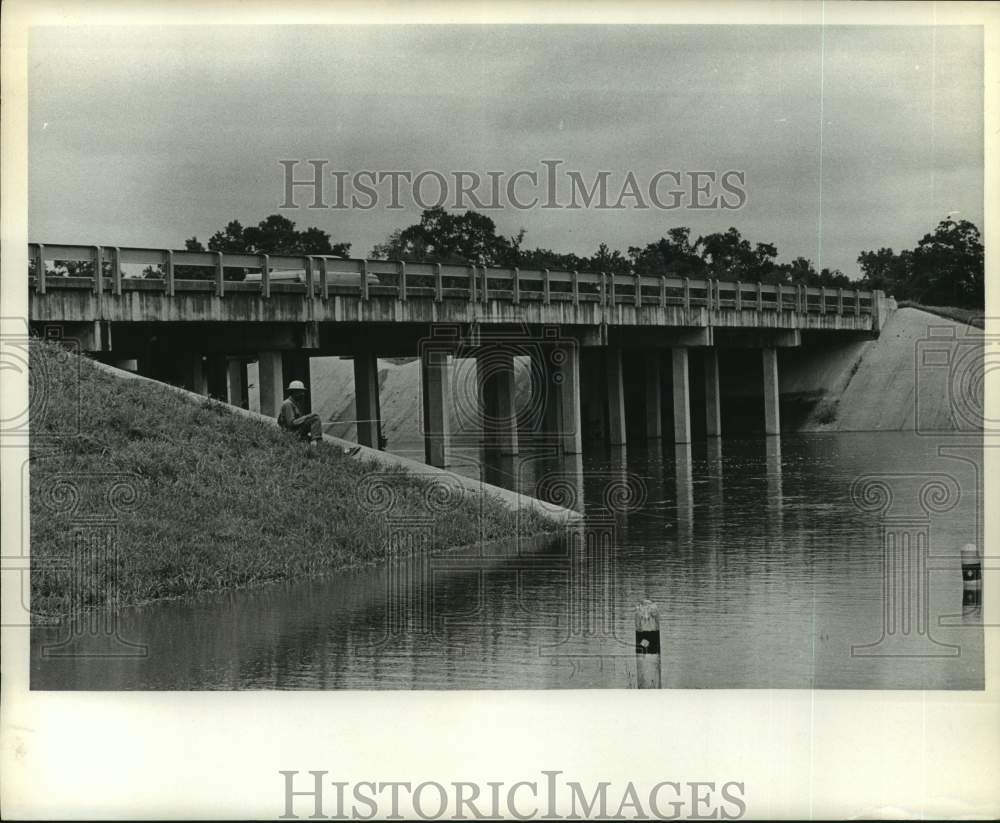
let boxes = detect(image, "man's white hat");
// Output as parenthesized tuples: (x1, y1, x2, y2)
(287, 379, 306, 391)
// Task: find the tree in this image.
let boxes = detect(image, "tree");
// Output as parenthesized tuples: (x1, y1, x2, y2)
(857, 247, 911, 296)
(858, 219, 982, 307)
(163, 215, 350, 281)
(910, 219, 983, 307)
(629, 227, 705, 277)
(202, 214, 350, 257)
(589, 242, 631, 275)
(516, 247, 591, 271)
(370, 207, 521, 266)
(695, 227, 778, 281)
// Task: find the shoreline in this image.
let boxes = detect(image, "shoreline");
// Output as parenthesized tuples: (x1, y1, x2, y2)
(30, 529, 571, 626)
(30, 345, 580, 622)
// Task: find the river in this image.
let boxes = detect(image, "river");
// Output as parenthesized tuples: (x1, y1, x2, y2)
(31, 431, 983, 689)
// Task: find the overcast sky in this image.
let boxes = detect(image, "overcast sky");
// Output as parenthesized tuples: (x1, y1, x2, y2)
(29, 24, 982, 277)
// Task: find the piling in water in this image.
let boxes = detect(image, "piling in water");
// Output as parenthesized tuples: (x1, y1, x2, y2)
(961, 543, 982, 614)
(634, 599, 661, 689)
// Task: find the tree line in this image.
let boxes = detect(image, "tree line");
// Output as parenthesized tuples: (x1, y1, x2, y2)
(165, 209, 984, 308)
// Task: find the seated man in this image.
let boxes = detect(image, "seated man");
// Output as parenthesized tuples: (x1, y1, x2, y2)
(277, 379, 323, 446)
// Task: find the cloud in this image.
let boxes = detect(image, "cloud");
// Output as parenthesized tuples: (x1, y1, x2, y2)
(28, 24, 983, 277)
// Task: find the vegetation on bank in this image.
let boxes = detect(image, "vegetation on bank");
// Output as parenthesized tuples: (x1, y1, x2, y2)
(29, 340, 557, 619)
(897, 301, 985, 329)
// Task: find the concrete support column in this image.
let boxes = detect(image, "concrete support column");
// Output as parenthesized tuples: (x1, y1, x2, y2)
(353, 351, 381, 448)
(422, 349, 452, 467)
(205, 354, 229, 402)
(762, 347, 781, 436)
(478, 348, 519, 455)
(644, 353, 662, 439)
(671, 348, 692, 444)
(258, 351, 284, 418)
(183, 354, 208, 395)
(528, 347, 549, 436)
(282, 351, 312, 413)
(556, 344, 583, 454)
(227, 359, 248, 409)
(606, 348, 627, 446)
(704, 348, 722, 438)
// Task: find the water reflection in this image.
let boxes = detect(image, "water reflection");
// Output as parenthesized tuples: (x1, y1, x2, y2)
(673, 442, 694, 545)
(765, 437, 783, 531)
(31, 432, 983, 690)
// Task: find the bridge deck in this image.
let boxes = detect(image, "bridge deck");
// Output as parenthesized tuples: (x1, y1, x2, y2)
(28, 243, 885, 334)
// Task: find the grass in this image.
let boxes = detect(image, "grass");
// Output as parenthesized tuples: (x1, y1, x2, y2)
(897, 301, 984, 329)
(29, 340, 558, 620)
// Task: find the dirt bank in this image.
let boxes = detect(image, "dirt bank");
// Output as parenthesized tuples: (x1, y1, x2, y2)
(29, 341, 561, 618)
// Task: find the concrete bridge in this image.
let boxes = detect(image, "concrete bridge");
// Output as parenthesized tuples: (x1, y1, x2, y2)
(28, 242, 888, 466)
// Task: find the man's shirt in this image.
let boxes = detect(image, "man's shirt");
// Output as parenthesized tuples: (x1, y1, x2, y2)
(277, 396, 303, 429)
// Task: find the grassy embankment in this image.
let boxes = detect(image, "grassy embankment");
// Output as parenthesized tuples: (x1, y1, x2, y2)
(896, 301, 984, 329)
(29, 340, 558, 619)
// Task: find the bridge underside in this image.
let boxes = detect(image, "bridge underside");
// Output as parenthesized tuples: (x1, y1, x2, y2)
(31, 312, 880, 467)
(27, 241, 890, 465)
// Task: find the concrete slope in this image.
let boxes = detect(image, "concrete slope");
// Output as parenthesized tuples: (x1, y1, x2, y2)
(782, 306, 982, 432)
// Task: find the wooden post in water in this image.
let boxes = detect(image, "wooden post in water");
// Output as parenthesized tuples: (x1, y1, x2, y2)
(634, 599, 661, 689)
(962, 543, 982, 614)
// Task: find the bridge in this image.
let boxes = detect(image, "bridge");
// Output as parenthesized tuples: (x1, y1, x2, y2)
(28, 242, 889, 467)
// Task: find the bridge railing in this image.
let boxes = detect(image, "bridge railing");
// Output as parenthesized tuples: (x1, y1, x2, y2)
(28, 243, 876, 315)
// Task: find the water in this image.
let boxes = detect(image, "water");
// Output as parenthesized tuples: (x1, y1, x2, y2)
(31, 432, 983, 690)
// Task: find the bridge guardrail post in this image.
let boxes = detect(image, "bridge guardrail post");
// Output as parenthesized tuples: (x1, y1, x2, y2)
(361, 259, 369, 301)
(659, 275, 667, 308)
(215, 251, 225, 297)
(111, 247, 122, 296)
(35, 243, 46, 295)
(820, 286, 826, 314)
(855, 289, 861, 316)
(757, 281, 763, 311)
(513, 266, 520, 304)
(305, 256, 315, 305)
(165, 249, 175, 297)
(572, 269, 580, 306)
(398, 260, 407, 302)
(543, 268, 550, 305)
(434, 262, 443, 302)
(259, 253, 270, 299)
(633, 272, 641, 307)
(775, 283, 782, 312)
(319, 257, 329, 301)
(837, 287, 844, 315)
(93, 246, 103, 296)
(481, 265, 489, 305)
(606, 271, 613, 307)
(735, 279, 742, 311)
(468, 263, 476, 303)
(683, 277, 690, 313)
